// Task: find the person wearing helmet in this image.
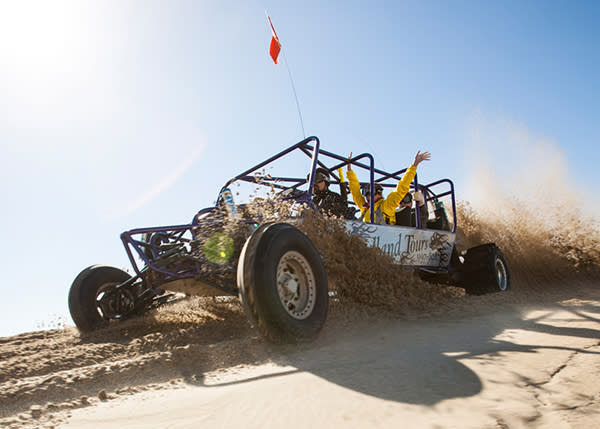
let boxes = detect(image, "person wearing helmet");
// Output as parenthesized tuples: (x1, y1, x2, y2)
(395, 191, 414, 226)
(346, 151, 431, 224)
(312, 167, 348, 218)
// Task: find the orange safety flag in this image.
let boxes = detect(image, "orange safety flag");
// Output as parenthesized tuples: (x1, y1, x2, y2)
(267, 15, 281, 64)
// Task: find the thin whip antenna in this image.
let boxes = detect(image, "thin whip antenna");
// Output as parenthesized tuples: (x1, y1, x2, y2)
(265, 11, 305, 139)
(281, 49, 306, 138)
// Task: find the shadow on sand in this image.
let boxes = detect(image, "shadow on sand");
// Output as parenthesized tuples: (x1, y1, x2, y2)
(184, 296, 600, 406)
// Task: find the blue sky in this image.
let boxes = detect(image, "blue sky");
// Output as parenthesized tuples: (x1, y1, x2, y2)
(1, 0, 598, 337)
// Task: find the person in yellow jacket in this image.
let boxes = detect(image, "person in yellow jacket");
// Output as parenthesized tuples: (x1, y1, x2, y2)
(346, 150, 431, 224)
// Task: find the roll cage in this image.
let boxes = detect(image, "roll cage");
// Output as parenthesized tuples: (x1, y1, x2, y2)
(118, 136, 457, 289)
(221, 136, 457, 230)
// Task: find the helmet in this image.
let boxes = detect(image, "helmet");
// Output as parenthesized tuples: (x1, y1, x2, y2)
(314, 167, 330, 184)
(361, 182, 383, 197)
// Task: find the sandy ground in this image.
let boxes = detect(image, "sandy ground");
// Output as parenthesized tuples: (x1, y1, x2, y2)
(1, 280, 599, 429)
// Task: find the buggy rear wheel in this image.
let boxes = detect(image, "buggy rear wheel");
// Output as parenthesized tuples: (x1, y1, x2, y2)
(68, 265, 134, 333)
(238, 223, 328, 343)
(494, 254, 509, 292)
(461, 244, 511, 295)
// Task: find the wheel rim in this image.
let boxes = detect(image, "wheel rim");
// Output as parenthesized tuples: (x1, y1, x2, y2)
(495, 258, 508, 291)
(96, 283, 135, 320)
(276, 250, 316, 320)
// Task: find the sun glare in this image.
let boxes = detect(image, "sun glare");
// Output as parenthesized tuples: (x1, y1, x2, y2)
(0, 2, 84, 74)
(0, 0, 110, 111)
(0, 1, 126, 133)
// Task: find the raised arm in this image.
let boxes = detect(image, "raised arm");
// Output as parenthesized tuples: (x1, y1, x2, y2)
(346, 152, 365, 209)
(382, 150, 431, 216)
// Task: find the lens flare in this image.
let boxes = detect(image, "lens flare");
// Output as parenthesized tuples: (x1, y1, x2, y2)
(202, 233, 234, 265)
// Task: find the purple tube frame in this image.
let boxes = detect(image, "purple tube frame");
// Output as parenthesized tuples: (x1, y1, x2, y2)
(118, 136, 457, 286)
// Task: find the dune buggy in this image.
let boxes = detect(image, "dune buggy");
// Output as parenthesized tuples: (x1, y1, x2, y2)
(68, 136, 510, 342)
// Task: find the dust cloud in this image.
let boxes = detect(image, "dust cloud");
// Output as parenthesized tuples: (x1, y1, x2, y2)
(460, 115, 600, 290)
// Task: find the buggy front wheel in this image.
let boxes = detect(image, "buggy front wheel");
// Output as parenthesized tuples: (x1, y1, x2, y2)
(237, 223, 328, 343)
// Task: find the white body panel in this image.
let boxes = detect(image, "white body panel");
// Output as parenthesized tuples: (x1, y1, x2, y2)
(344, 220, 455, 268)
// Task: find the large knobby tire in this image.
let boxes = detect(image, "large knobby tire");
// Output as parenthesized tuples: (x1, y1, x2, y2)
(238, 223, 328, 343)
(68, 265, 133, 333)
(461, 244, 511, 295)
